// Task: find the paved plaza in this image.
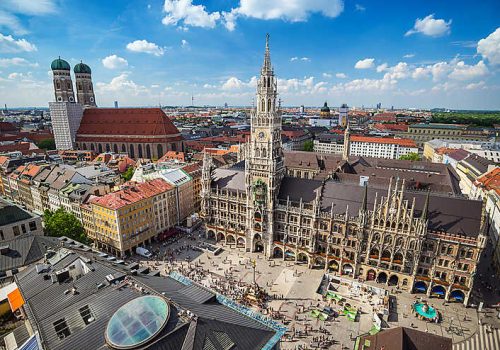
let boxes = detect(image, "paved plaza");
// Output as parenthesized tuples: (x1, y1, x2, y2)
(129, 233, 500, 349)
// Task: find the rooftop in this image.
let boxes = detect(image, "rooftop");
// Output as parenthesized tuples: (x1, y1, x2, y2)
(351, 136, 417, 147)
(0, 198, 35, 227)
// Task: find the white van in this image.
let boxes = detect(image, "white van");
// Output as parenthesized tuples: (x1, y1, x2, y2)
(136, 246, 152, 258)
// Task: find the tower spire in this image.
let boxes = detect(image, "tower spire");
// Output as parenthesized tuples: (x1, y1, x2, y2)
(342, 115, 350, 161)
(421, 190, 430, 220)
(262, 33, 272, 74)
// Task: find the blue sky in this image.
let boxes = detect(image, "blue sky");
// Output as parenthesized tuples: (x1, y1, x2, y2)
(0, 0, 499, 109)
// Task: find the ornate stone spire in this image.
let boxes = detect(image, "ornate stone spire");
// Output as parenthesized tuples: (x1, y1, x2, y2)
(262, 33, 272, 75)
(421, 190, 430, 220)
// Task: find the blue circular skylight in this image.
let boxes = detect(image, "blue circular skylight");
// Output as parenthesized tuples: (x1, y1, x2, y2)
(105, 295, 170, 349)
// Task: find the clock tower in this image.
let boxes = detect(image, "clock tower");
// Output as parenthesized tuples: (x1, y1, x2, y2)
(245, 34, 285, 257)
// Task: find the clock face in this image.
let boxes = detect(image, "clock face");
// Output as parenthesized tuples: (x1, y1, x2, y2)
(258, 131, 265, 140)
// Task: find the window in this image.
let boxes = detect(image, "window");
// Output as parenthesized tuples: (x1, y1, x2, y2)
(13, 226, 20, 236)
(54, 318, 71, 339)
(0, 230, 4, 240)
(21, 224, 26, 234)
(79, 305, 95, 325)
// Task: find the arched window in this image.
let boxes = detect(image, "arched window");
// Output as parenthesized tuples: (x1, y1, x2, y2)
(146, 144, 151, 159)
(157, 144, 163, 158)
(82, 143, 87, 150)
(121, 144, 126, 153)
(262, 148, 267, 158)
(171, 143, 177, 151)
(268, 99, 271, 111)
(130, 144, 135, 158)
(255, 148, 260, 157)
(67, 81, 72, 89)
(113, 144, 118, 154)
(56, 81, 61, 90)
(105, 144, 110, 152)
(90, 143, 95, 151)
(138, 144, 143, 158)
(261, 98, 265, 111)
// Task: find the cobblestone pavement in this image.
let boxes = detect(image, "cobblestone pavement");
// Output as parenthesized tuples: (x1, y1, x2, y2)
(129, 235, 500, 349)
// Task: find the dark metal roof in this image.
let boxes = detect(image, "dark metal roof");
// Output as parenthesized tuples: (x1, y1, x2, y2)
(15, 248, 278, 350)
(0, 198, 33, 226)
(0, 235, 59, 273)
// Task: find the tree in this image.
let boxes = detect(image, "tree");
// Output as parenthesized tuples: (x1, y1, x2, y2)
(303, 140, 314, 152)
(37, 138, 56, 150)
(121, 166, 135, 181)
(43, 208, 88, 243)
(399, 153, 421, 161)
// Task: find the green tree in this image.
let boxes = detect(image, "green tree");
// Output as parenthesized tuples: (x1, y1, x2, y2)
(37, 138, 56, 150)
(399, 153, 421, 161)
(303, 140, 314, 152)
(43, 208, 88, 243)
(121, 166, 135, 181)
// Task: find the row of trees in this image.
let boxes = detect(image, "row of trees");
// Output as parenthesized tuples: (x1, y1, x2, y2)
(431, 112, 500, 127)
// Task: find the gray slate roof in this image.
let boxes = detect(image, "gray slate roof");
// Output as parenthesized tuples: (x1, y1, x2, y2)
(0, 235, 59, 273)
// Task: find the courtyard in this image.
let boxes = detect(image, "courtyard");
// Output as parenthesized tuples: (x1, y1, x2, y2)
(129, 233, 500, 349)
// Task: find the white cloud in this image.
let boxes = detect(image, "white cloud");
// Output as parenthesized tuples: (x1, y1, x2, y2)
(0, 10, 27, 35)
(355, 4, 365, 11)
(412, 67, 430, 80)
(0, 57, 37, 67)
(0, 33, 36, 53)
(477, 27, 500, 65)
(222, 9, 238, 31)
(335, 73, 347, 79)
(96, 73, 149, 95)
(235, 0, 344, 22)
(465, 81, 486, 90)
(162, 0, 221, 29)
(102, 55, 128, 69)
(222, 77, 244, 90)
(291, 56, 309, 62)
(340, 76, 397, 92)
(126, 40, 164, 56)
(403, 53, 415, 58)
(0, 0, 56, 34)
(405, 14, 451, 37)
(383, 62, 410, 80)
(322, 73, 332, 78)
(448, 60, 488, 81)
(181, 39, 189, 48)
(354, 58, 374, 69)
(376, 63, 388, 72)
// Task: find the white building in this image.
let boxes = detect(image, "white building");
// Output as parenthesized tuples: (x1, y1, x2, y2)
(49, 102, 83, 150)
(314, 133, 419, 160)
(424, 139, 500, 163)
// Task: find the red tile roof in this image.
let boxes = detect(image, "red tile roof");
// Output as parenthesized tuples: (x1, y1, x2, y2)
(91, 178, 173, 210)
(351, 136, 417, 147)
(475, 167, 500, 195)
(0, 122, 18, 133)
(158, 151, 185, 163)
(373, 123, 408, 132)
(77, 108, 181, 138)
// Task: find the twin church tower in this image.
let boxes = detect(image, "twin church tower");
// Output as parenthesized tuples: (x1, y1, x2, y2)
(49, 58, 96, 150)
(51, 57, 96, 107)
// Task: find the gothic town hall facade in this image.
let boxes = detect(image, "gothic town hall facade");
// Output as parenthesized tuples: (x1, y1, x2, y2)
(201, 36, 487, 305)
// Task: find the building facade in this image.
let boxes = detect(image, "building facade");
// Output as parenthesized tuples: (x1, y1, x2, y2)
(0, 198, 43, 241)
(201, 36, 487, 305)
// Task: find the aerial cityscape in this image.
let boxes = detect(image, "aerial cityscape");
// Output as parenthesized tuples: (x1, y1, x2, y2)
(0, 1, 499, 350)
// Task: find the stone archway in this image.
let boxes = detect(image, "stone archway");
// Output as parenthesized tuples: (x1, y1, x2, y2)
(226, 235, 235, 245)
(216, 232, 225, 242)
(367, 269, 376, 281)
(237, 237, 245, 247)
(328, 260, 339, 272)
(254, 240, 264, 253)
(207, 230, 215, 240)
(273, 246, 283, 258)
(314, 257, 325, 269)
(377, 272, 388, 284)
(342, 263, 353, 276)
(430, 285, 446, 299)
(284, 250, 295, 261)
(449, 290, 465, 303)
(388, 275, 399, 286)
(297, 252, 308, 264)
(413, 281, 427, 293)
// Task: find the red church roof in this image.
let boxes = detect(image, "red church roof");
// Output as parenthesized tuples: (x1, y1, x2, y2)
(77, 108, 181, 139)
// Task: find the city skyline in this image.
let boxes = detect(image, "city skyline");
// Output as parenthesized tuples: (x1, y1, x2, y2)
(0, 0, 499, 109)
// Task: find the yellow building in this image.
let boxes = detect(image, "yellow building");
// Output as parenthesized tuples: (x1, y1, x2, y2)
(90, 178, 173, 256)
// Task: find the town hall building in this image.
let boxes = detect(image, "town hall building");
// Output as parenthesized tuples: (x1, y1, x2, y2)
(201, 35, 487, 305)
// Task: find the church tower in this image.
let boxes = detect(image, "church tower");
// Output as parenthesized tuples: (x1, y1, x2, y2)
(74, 61, 96, 107)
(51, 57, 75, 103)
(246, 34, 285, 257)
